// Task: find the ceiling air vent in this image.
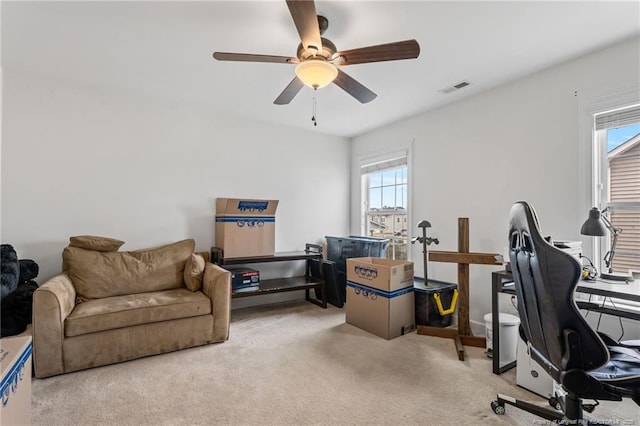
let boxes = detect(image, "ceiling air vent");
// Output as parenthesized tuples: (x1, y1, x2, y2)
(439, 80, 471, 94)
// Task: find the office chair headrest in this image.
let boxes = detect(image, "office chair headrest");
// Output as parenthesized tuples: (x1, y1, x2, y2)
(508, 201, 549, 253)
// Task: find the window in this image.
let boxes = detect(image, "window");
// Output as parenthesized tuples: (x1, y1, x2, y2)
(360, 151, 408, 260)
(593, 104, 640, 274)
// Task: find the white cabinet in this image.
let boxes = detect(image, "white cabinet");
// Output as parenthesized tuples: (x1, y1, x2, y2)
(516, 335, 555, 398)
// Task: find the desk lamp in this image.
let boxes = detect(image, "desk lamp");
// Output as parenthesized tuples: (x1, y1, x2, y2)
(580, 207, 632, 281)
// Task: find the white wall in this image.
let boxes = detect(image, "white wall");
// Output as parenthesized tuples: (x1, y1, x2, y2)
(1, 70, 351, 296)
(351, 36, 640, 337)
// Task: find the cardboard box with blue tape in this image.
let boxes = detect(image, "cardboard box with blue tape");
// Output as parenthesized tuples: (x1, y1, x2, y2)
(346, 257, 415, 340)
(1, 336, 33, 425)
(215, 198, 278, 258)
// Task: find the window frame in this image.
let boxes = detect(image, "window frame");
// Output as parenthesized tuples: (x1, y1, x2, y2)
(358, 149, 411, 260)
(575, 88, 640, 321)
(578, 87, 638, 266)
(592, 104, 640, 274)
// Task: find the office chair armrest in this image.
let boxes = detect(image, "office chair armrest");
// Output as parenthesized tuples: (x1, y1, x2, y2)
(561, 329, 587, 371)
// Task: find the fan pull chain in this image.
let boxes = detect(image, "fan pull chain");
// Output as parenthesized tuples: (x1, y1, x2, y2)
(311, 88, 318, 126)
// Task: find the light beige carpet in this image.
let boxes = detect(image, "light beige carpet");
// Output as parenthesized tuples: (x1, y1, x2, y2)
(32, 301, 639, 425)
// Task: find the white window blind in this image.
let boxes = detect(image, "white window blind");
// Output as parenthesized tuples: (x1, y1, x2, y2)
(360, 150, 407, 174)
(595, 104, 640, 130)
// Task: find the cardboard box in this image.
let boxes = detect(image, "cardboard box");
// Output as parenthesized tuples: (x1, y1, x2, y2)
(215, 198, 278, 258)
(346, 257, 415, 340)
(227, 266, 260, 291)
(0, 336, 32, 426)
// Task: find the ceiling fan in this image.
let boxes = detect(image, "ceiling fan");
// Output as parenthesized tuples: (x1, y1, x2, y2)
(213, 0, 420, 105)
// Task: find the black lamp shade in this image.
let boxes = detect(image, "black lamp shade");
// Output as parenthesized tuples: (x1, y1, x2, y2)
(580, 207, 608, 236)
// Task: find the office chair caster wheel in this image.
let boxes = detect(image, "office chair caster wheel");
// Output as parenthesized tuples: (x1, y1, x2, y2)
(491, 400, 505, 415)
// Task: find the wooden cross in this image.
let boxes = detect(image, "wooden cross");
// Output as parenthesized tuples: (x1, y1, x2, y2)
(417, 217, 502, 361)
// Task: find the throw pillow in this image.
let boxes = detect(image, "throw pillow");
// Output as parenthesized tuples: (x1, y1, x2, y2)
(69, 235, 125, 252)
(183, 253, 205, 291)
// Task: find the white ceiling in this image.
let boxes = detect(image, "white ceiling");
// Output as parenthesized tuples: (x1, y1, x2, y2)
(3, 1, 639, 138)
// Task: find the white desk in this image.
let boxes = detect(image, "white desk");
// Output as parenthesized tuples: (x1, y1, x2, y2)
(575, 277, 640, 321)
(491, 271, 639, 375)
(576, 277, 640, 299)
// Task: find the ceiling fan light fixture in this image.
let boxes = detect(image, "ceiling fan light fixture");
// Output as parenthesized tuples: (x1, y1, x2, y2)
(295, 59, 337, 89)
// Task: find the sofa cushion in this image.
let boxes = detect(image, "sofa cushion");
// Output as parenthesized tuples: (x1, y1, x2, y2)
(64, 288, 211, 337)
(184, 253, 205, 291)
(64, 239, 195, 300)
(69, 235, 125, 252)
(63, 236, 126, 271)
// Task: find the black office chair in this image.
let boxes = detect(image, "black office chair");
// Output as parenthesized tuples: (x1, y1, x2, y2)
(491, 201, 640, 423)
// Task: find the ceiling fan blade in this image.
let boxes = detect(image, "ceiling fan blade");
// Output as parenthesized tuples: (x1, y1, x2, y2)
(335, 39, 420, 66)
(274, 77, 305, 105)
(213, 52, 297, 64)
(333, 69, 377, 104)
(286, 0, 322, 51)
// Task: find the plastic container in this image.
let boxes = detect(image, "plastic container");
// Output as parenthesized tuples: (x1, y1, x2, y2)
(325, 236, 389, 271)
(414, 279, 457, 327)
(484, 312, 520, 364)
(325, 235, 390, 304)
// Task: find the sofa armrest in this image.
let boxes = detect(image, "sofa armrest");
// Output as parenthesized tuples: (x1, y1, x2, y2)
(202, 263, 231, 342)
(32, 273, 77, 378)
